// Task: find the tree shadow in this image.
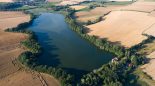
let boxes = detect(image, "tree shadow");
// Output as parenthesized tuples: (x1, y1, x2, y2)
(83, 27, 93, 33)
(35, 32, 61, 67)
(63, 67, 89, 82)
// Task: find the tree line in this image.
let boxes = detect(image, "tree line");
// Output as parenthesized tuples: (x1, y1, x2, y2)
(0, 2, 22, 11)
(5, 13, 75, 86)
(64, 9, 147, 85)
(4, 7, 150, 85)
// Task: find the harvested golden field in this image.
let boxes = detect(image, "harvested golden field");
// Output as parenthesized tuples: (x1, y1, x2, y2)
(0, 11, 30, 79)
(138, 40, 155, 81)
(0, 0, 13, 2)
(122, 2, 155, 13)
(75, 6, 122, 22)
(0, 11, 27, 19)
(0, 71, 60, 86)
(0, 48, 25, 78)
(141, 51, 155, 80)
(0, 12, 30, 30)
(70, 5, 87, 10)
(41, 73, 60, 86)
(144, 24, 155, 37)
(149, 11, 155, 17)
(0, 11, 60, 86)
(137, 39, 155, 81)
(86, 11, 155, 48)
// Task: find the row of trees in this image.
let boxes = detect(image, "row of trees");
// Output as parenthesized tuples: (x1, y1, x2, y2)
(65, 15, 125, 58)
(5, 13, 75, 86)
(84, 16, 103, 25)
(18, 33, 74, 85)
(64, 10, 146, 85)
(0, 2, 22, 11)
(5, 13, 36, 32)
(80, 54, 145, 86)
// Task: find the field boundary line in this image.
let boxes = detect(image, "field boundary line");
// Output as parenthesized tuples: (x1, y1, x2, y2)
(142, 23, 155, 35)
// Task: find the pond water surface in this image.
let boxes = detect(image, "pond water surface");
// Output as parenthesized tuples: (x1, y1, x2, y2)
(29, 13, 114, 71)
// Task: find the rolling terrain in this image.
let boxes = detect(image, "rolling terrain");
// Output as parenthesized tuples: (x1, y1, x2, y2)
(0, 11, 60, 86)
(81, 1, 155, 82)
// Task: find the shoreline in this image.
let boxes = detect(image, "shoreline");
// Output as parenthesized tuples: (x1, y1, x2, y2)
(1, 11, 61, 86)
(64, 8, 155, 85)
(1, 6, 154, 86)
(5, 11, 75, 85)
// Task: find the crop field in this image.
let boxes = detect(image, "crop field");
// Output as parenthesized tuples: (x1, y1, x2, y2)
(0, 71, 60, 86)
(138, 40, 155, 81)
(0, 11, 60, 86)
(0, 0, 13, 2)
(142, 51, 155, 80)
(122, 2, 155, 12)
(143, 23, 155, 37)
(70, 5, 87, 10)
(86, 11, 155, 48)
(149, 11, 155, 17)
(0, 12, 30, 30)
(75, 6, 123, 22)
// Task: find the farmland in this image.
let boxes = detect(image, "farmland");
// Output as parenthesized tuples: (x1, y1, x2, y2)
(75, 6, 123, 22)
(122, 2, 155, 12)
(70, 5, 87, 10)
(0, 0, 13, 2)
(81, 1, 155, 83)
(1, 0, 155, 86)
(0, 11, 60, 86)
(86, 11, 155, 47)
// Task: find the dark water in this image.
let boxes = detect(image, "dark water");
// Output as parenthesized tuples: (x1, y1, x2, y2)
(29, 13, 114, 71)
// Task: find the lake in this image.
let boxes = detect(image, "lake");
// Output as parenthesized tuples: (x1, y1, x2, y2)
(29, 13, 114, 71)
